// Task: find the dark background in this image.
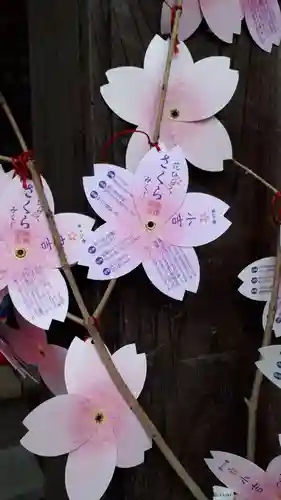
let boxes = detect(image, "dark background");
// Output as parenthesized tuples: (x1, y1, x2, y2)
(1, 1, 281, 499)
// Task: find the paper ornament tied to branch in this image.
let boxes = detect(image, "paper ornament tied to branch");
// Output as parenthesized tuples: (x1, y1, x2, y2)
(0, 310, 67, 394)
(81, 146, 231, 300)
(101, 35, 239, 173)
(205, 451, 281, 499)
(21, 337, 151, 500)
(255, 345, 281, 390)
(161, 0, 281, 52)
(238, 257, 281, 337)
(0, 175, 95, 329)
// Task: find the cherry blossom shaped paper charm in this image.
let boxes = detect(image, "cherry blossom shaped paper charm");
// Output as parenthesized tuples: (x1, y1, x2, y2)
(81, 146, 231, 300)
(100, 35, 239, 173)
(161, 0, 281, 52)
(161, 0, 243, 44)
(21, 337, 152, 500)
(0, 176, 95, 329)
(238, 256, 281, 337)
(255, 345, 281, 390)
(205, 451, 281, 499)
(243, 0, 281, 53)
(0, 311, 67, 394)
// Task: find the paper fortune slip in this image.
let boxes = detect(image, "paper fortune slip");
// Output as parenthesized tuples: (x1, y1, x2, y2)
(161, 0, 281, 52)
(80, 146, 231, 300)
(0, 173, 95, 329)
(206, 451, 281, 499)
(238, 256, 281, 337)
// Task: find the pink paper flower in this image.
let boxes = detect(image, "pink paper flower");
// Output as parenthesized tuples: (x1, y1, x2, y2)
(21, 337, 151, 500)
(101, 35, 238, 173)
(161, 0, 281, 52)
(161, 0, 243, 44)
(0, 175, 95, 329)
(81, 146, 231, 300)
(206, 451, 281, 499)
(0, 311, 67, 394)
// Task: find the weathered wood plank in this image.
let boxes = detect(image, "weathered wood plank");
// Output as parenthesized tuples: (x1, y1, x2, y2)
(27, 0, 281, 499)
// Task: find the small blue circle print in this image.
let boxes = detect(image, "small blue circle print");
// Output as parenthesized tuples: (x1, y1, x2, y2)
(96, 257, 104, 265)
(99, 181, 106, 189)
(107, 171, 115, 179)
(277, 361, 281, 369)
(274, 371, 281, 380)
(88, 246, 96, 254)
(90, 190, 98, 199)
(103, 268, 111, 276)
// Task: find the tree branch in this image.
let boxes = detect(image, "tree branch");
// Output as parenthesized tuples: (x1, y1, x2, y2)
(0, 75, 207, 500)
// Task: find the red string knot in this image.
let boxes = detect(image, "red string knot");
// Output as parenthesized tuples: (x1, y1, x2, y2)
(11, 150, 33, 189)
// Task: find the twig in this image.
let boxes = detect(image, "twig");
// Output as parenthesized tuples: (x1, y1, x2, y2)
(152, 0, 183, 143)
(232, 158, 278, 194)
(1, 90, 207, 500)
(0, 154, 13, 163)
(246, 226, 281, 461)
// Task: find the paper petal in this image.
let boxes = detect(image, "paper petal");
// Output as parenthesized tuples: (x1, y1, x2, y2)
(256, 357, 281, 389)
(176, 57, 238, 122)
(21, 394, 93, 456)
(133, 146, 188, 225)
(144, 35, 194, 77)
(265, 455, 281, 483)
(238, 257, 275, 302)
(112, 344, 147, 399)
(8, 267, 69, 329)
(143, 241, 200, 300)
(0, 176, 54, 227)
(3, 312, 47, 365)
(78, 223, 143, 281)
(126, 127, 152, 174)
(166, 117, 232, 172)
(259, 345, 281, 360)
(262, 299, 281, 337)
(39, 344, 67, 395)
(205, 451, 265, 495)
(244, 0, 281, 52)
(200, 0, 242, 43)
(100, 67, 151, 127)
(162, 193, 231, 247)
(161, 0, 202, 41)
(115, 408, 151, 468)
(65, 337, 111, 397)
(54, 213, 95, 265)
(83, 166, 137, 224)
(65, 426, 117, 500)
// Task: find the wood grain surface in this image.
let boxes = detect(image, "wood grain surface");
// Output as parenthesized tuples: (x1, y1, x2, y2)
(26, 1, 281, 498)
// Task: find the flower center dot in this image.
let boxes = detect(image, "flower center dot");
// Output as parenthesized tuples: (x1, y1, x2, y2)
(170, 108, 180, 119)
(94, 412, 105, 424)
(145, 221, 156, 231)
(15, 248, 27, 259)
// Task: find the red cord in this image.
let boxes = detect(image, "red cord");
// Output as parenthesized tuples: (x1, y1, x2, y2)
(11, 151, 33, 189)
(102, 129, 160, 162)
(272, 192, 281, 224)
